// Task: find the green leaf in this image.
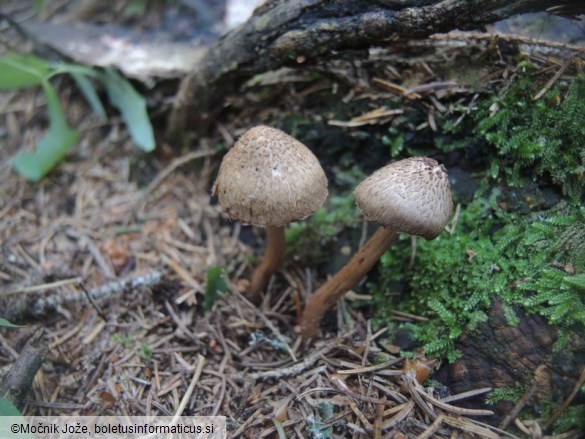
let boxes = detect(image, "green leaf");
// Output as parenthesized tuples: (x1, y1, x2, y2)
(204, 266, 229, 312)
(0, 318, 22, 328)
(101, 68, 155, 152)
(0, 54, 50, 90)
(48, 62, 99, 78)
(46, 62, 107, 123)
(0, 399, 35, 439)
(70, 72, 107, 121)
(0, 397, 20, 416)
(11, 81, 80, 181)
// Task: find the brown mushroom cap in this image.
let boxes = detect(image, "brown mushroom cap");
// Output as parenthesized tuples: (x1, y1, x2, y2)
(212, 126, 328, 227)
(354, 157, 452, 240)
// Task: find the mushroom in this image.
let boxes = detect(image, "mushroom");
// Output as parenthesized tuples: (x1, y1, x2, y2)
(212, 126, 328, 304)
(299, 157, 452, 339)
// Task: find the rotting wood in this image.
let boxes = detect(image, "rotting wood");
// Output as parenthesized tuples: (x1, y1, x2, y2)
(0, 329, 48, 407)
(167, 0, 585, 138)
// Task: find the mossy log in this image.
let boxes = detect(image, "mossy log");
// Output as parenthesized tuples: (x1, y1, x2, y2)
(167, 0, 584, 138)
(436, 299, 585, 423)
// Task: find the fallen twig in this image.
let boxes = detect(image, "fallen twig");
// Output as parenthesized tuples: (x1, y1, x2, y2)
(236, 291, 297, 363)
(442, 415, 499, 439)
(544, 367, 585, 431)
(0, 277, 82, 297)
(440, 387, 492, 404)
(431, 31, 585, 55)
(411, 377, 494, 417)
(249, 346, 332, 380)
(416, 413, 444, 439)
(0, 271, 163, 322)
(532, 56, 574, 101)
(32, 271, 162, 315)
(382, 400, 415, 430)
(329, 374, 398, 407)
(0, 329, 48, 407)
(499, 375, 539, 430)
(172, 354, 206, 422)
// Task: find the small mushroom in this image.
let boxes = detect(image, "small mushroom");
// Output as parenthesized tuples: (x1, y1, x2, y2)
(212, 126, 328, 304)
(299, 157, 452, 339)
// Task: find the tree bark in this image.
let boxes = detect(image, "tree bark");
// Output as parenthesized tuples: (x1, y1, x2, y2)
(167, 0, 581, 138)
(435, 299, 585, 424)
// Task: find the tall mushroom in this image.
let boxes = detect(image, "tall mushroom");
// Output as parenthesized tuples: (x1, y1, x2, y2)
(299, 157, 452, 339)
(212, 126, 328, 304)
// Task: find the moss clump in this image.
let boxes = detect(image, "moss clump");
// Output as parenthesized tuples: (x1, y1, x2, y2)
(285, 192, 361, 269)
(374, 193, 585, 362)
(370, 70, 585, 362)
(285, 165, 364, 269)
(438, 68, 585, 203)
(367, 67, 585, 434)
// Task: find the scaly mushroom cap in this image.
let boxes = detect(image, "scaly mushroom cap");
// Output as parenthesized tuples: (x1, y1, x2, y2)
(212, 126, 328, 227)
(354, 157, 452, 240)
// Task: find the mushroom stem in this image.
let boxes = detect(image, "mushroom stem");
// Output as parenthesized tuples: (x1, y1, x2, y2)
(299, 226, 399, 339)
(245, 225, 286, 304)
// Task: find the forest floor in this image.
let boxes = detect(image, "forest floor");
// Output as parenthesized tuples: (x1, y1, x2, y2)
(1, 1, 585, 438)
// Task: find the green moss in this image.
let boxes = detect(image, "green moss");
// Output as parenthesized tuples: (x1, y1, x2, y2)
(485, 384, 525, 406)
(362, 68, 585, 434)
(437, 69, 585, 203)
(373, 194, 585, 362)
(486, 381, 585, 434)
(286, 166, 364, 268)
(370, 70, 585, 363)
(286, 191, 361, 267)
(550, 403, 585, 434)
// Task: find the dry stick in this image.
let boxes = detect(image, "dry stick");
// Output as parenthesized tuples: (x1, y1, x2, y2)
(467, 419, 521, 439)
(409, 376, 494, 417)
(79, 283, 107, 321)
(172, 354, 206, 423)
(403, 375, 437, 420)
(30, 271, 162, 316)
(532, 56, 573, 101)
(373, 400, 384, 439)
(382, 399, 415, 430)
(431, 31, 585, 55)
(65, 229, 115, 277)
(442, 416, 500, 439)
(245, 225, 285, 304)
(543, 367, 585, 431)
(0, 277, 82, 297)
(346, 397, 373, 431)
(329, 374, 397, 407)
(300, 227, 398, 339)
(336, 358, 403, 375)
(0, 329, 48, 407)
(211, 376, 226, 417)
(236, 289, 297, 363)
(498, 377, 539, 430)
(440, 387, 492, 404)
(248, 346, 332, 380)
(416, 414, 444, 439)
